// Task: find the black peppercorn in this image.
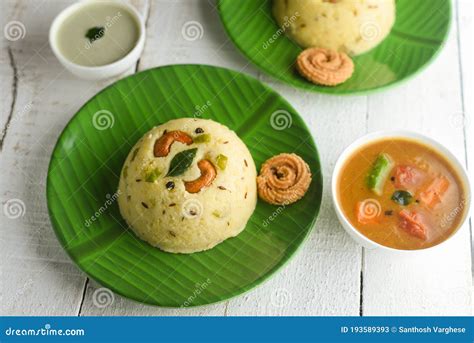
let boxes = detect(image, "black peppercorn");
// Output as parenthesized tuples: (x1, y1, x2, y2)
(195, 127, 204, 134)
(166, 181, 175, 190)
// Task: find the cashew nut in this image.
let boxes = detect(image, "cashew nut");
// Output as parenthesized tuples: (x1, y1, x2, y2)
(154, 130, 193, 157)
(184, 159, 217, 193)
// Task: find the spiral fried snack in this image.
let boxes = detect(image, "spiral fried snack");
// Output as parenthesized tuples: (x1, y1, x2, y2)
(296, 47, 354, 86)
(257, 153, 312, 205)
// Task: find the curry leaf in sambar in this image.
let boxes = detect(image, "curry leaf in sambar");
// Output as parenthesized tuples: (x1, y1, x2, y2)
(166, 148, 197, 177)
(391, 190, 413, 206)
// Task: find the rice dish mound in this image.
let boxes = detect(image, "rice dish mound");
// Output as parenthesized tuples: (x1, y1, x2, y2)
(118, 118, 257, 253)
(273, 0, 395, 55)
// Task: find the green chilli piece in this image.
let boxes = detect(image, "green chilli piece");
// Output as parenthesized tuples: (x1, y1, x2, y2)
(391, 190, 413, 206)
(166, 148, 197, 177)
(194, 134, 211, 143)
(216, 154, 228, 170)
(145, 168, 161, 183)
(366, 153, 394, 196)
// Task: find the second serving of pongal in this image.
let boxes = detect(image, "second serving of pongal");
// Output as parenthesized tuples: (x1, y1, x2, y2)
(273, 0, 396, 86)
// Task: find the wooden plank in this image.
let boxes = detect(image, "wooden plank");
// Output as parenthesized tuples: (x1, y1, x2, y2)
(0, 0, 146, 315)
(226, 86, 367, 315)
(0, 46, 14, 145)
(1, 0, 471, 316)
(362, 6, 472, 315)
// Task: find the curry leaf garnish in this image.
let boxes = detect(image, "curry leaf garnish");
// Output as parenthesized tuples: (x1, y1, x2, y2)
(85, 26, 105, 43)
(391, 190, 413, 206)
(166, 148, 197, 177)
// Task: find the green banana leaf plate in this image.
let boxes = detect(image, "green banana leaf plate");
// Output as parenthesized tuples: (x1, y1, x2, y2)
(218, 0, 451, 95)
(47, 65, 323, 307)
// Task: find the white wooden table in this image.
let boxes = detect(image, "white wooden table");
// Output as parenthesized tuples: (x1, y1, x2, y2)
(1, 0, 472, 316)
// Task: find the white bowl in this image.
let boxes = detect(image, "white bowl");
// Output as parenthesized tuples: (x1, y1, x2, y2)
(49, 0, 145, 80)
(331, 130, 472, 253)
